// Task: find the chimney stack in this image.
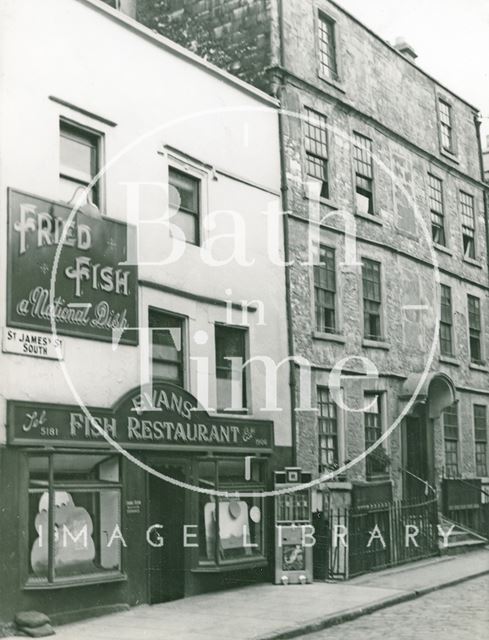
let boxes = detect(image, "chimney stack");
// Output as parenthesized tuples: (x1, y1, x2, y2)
(119, 0, 137, 19)
(394, 37, 418, 62)
(101, 0, 137, 19)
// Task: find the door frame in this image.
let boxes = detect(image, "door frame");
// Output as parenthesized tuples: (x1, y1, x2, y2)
(145, 455, 190, 604)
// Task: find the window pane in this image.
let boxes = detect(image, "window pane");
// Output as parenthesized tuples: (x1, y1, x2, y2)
(218, 497, 263, 561)
(314, 245, 336, 332)
(169, 169, 199, 213)
(28, 454, 121, 583)
(60, 133, 95, 179)
(318, 14, 337, 78)
(317, 387, 338, 471)
(60, 122, 99, 207)
(150, 310, 184, 385)
(171, 209, 198, 245)
(215, 325, 247, 411)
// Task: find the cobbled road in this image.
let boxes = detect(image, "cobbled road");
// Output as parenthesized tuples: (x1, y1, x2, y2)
(299, 575, 489, 640)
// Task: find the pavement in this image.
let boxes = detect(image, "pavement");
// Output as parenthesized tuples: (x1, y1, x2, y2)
(7, 549, 489, 640)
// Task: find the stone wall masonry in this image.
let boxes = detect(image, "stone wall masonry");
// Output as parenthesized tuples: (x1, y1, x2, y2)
(136, 0, 274, 91)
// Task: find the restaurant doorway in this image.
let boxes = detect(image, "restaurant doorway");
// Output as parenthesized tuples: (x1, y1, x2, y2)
(148, 464, 186, 604)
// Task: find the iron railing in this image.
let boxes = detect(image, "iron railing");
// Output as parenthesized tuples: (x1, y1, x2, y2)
(442, 478, 489, 539)
(315, 493, 439, 580)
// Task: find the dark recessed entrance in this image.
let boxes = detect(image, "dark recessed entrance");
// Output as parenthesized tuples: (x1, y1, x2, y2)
(148, 464, 186, 604)
(404, 405, 431, 500)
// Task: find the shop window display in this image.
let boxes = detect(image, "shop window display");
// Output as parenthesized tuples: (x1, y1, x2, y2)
(197, 458, 265, 566)
(28, 453, 122, 585)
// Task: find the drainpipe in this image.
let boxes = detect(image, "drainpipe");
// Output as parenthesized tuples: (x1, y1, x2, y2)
(274, 0, 298, 467)
(474, 112, 489, 289)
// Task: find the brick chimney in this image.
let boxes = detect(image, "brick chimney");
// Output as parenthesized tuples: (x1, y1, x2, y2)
(394, 37, 418, 62)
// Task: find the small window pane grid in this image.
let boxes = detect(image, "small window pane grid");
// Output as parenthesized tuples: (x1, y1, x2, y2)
(468, 295, 482, 364)
(168, 167, 200, 245)
(353, 133, 374, 215)
(28, 454, 121, 585)
(443, 404, 459, 478)
(364, 394, 387, 478)
(215, 325, 248, 412)
(428, 175, 446, 246)
(362, 259, 382, 340)
(60, 121, 100, 207)
(440, 284, 453, 356)
(460, 191, 475, 259)
(305, 108, 329, 199)
(474, 405, 488, 477)
(439, 99, 453, 152)
(317, 387, 338, 472)
(314, 245, 336, 333)
(198, 459, 265, 565)
(318, 14, 338, 80)
(149, 309, 184, 386)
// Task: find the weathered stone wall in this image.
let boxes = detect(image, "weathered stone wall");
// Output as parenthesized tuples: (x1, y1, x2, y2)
(135, 0, 274, 91)
(282, 0, 482, 179)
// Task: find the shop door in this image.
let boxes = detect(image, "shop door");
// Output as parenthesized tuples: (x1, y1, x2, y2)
(405, 411, 430, 500)
(148, 465, 185, 604)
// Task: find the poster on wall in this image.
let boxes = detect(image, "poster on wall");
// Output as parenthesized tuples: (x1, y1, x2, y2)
(7, 189, 138, 345)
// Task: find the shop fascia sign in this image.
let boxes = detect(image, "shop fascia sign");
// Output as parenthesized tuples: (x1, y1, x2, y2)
(8, 383, 273, 452)
(7, 189, 138, 345)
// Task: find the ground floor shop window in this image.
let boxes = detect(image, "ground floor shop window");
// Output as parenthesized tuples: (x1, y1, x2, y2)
(28, 452, 122, 585)
(197, 458, 265, 566)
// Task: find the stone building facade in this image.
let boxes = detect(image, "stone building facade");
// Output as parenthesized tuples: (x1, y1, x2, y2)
(131, 0, 489, 512)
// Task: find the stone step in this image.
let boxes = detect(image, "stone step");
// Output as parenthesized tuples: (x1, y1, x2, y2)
(439, 538, 488, 556)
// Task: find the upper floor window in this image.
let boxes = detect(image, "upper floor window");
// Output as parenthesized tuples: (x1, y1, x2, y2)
(215, 324, 248, 412)
(474, 405, 488, 477)
(362, 259, 382, 341)
(468, 294, 482, 364)
(428, 174, 445, 246)
(314, 245, 336, 333)
(443, 403, 459, 478)
(60, 120, 101, 207)
(438, 99, 453, 153)
(304, 108, 329, 199)
(440, 284, 453, 357)
(149, 309, 185, 386)
(460, 191, 476, 259)
(353, 133, 374, 215)
(318, 13, 338, 80)
(317, 387, 338, 472)
(168, 167, 200, 245)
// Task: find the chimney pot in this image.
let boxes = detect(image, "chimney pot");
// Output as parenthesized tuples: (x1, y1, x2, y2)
(394, 37, 418, 62)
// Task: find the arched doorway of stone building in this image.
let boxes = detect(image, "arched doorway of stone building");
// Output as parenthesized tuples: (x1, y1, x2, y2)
(400, 373, 456, 500)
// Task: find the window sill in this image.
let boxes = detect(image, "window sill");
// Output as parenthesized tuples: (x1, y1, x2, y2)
(469, 362, 489, 373)
(463, 257, 483, 268)
(355, 210, 383, 226)
(213, 410, 250, 417)
(433, 243, 452, 256)
(440, 148, 459, 164)
(24, 572, 127, 590)
(312, 331, 345, 344)
(439, 355, 460, 367)
(303, 192, 340, 211)
(320, 481, 352, 490)
(362, 339, 389, 350)
(192, 558, 268, 573)
(318, 73, 346, 94)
